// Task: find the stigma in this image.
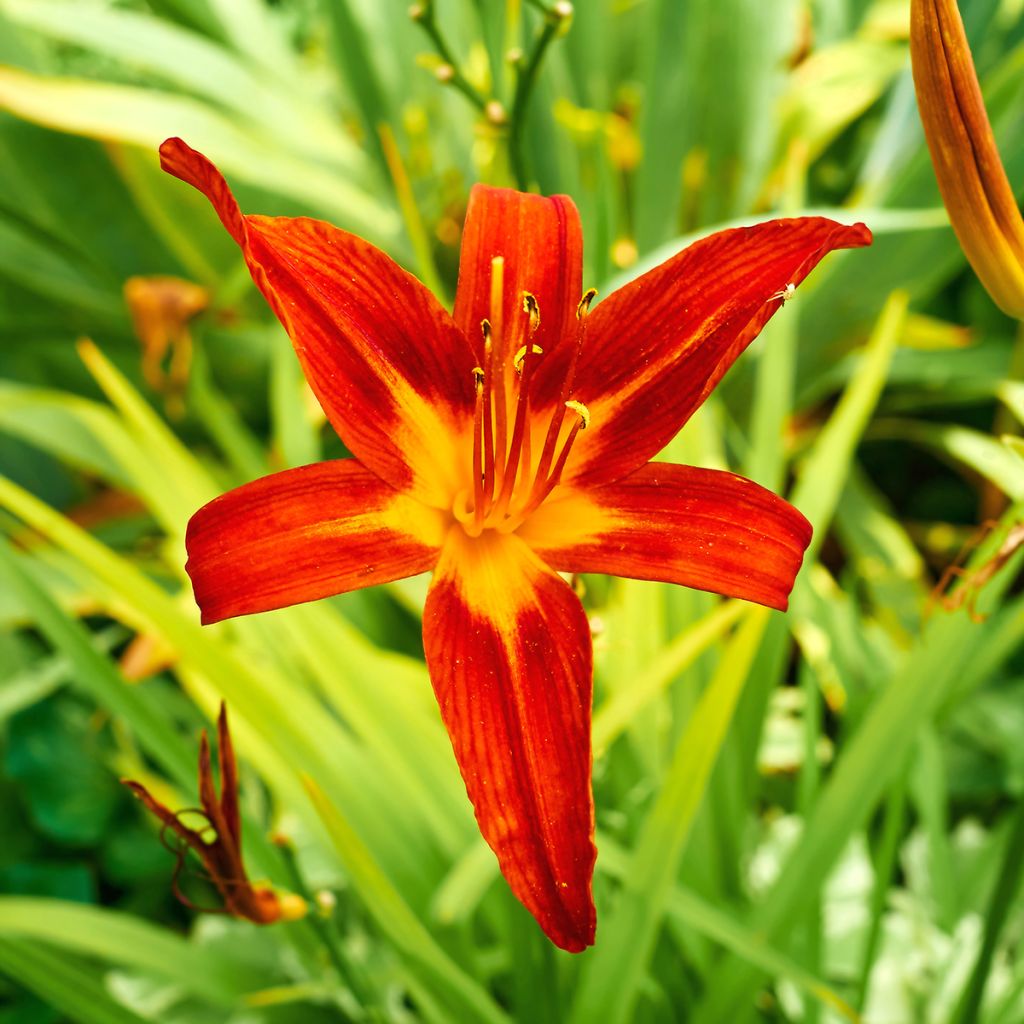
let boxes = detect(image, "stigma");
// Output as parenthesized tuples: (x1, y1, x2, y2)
(452, 258, 593, 537)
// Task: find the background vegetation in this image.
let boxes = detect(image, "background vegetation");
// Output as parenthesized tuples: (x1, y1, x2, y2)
(1, 0, 1023, 1021)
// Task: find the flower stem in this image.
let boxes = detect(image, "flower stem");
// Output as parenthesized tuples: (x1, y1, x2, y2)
(508, 4, 570, 189)
(854, 778, 907, 1012)
(410, 1, 488, 112)
(275, 839, 373, 1012)
(377, 123, 447, 304)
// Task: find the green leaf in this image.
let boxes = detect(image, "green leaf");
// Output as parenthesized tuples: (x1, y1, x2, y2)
(869, 419, 1024, 501)
(591, 599, 745, 756)
(0, 899, 259, 1005)
(570, 607, 770, 1024)
(0, 938, 148, 1024)
(5, 697, 122, 846)
(692, 522, 1024, 1021)
(0, 67, 397, 242)
(0, 538, 195, 790)
(303, 777, 509, 1024)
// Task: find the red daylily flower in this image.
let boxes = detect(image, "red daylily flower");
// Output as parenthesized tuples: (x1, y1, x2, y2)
(164, 137, 870, 952)
(123, 702, 305, 924)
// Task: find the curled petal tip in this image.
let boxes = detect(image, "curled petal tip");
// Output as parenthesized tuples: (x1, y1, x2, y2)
(550, 905, 596, 953)
(848, 221, 873, 248)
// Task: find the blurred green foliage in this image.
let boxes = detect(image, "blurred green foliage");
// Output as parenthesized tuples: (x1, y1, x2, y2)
(1, 0, 1023, 1022)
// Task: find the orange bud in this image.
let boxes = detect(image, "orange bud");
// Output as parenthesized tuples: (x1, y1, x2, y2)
(910, 0, 1024, 317)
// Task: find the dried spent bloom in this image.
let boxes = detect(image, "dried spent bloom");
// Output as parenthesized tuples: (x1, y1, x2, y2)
(910, 0, 1024, 317)
(123, 703, 306, 924)
(163, 137, 870, 950)
(123, 274, 209, 410)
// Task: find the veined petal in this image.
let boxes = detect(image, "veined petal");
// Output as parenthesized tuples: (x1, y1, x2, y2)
(519, 463, 812, 611)
(422, 527, 596, 952)
(186, 460, 445, 624)
(565, 218, 872, 487)
(160, 138, 475, 506)
(910, 0, 1024, 317)
(453, 183, 583, 401)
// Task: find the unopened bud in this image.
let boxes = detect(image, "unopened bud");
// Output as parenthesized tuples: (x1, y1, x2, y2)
(276, 892, 308, 922)
(485, 100, 508, 126)
(434, 63, 455, 83)
(315, 889, 338, 916)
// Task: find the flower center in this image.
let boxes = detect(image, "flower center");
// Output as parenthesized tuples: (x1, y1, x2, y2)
(453, 257, 595, 538)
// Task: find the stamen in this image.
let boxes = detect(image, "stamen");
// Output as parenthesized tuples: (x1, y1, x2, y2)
(564, 399, 590, 429)
(481, 333, 496, 506)
(490, 301, 543, 521)
(470, 365, 485, 531)
(489, 259, 508, 477)
(529, 403, 589, 510)
(458, 283, 595, 535)
(513, 344, 543, 372)
(534, 286, 596, 485)
(523, 291, 541, 333)
(503, 401, 590, 532)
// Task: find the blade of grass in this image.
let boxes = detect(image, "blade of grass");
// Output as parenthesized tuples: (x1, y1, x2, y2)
(570, 606, 770, 1024)
(855, 779, 907, 1013)
(591, 599, 745, 756)
(303, 777, 510, 1024)
(952, 796, 1024, 1024)
(0, 536, 195, 787)
(0, 939, 148, 1024)
(596, 838, 861, 1024)
(693, 525, 1024, 1021)
(0, 67, 397, 240)
(0, 898, 259, 1004)
(790, 290, 907, 547)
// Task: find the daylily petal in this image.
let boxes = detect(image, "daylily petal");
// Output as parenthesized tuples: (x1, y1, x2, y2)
(160, 138, 475, 506)
(186, 459, 445, 624)
(422, 527, 596, 951)
(565, 218, 872, 486)
(910, 0, 1024, 317)
(519, 463, 812, 611)
(453, 183, 583, 403)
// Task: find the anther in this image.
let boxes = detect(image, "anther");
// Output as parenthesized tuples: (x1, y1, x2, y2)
(481, 319, 492, 342)
(472, 365, 485, 388)
(522, 292, 541, 334)
(768, 282, 796, 305)
(565, 399, 590, 428)
(513, 344, 543, 373)
(576, 288, 597, 319)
